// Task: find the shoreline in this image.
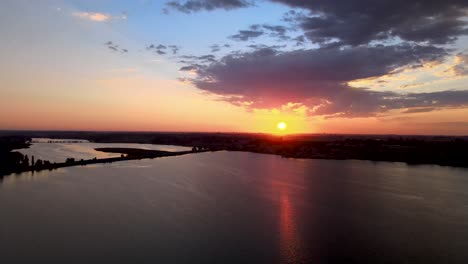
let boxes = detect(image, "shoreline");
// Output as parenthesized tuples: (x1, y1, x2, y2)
(4, 147, 467, 179)
(2, 132, 468, 176)
(1, 148, 203, 177)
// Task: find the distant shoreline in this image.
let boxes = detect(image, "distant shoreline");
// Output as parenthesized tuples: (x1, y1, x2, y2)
(2, 132, 468, 176)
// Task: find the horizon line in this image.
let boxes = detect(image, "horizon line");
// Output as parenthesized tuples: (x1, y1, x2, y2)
(0, 129, 467, 137)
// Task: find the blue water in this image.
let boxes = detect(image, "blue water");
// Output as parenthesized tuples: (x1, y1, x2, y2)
(1, 151, 468, 263)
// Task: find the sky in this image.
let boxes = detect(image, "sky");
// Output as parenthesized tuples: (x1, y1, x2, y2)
(0, 0, 467, 135)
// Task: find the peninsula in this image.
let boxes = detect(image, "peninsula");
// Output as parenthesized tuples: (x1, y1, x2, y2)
(0, 141, 198, 177)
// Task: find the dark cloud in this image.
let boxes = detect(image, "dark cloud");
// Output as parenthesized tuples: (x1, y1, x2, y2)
(229, 24, 292, 42)
(108, 46, 119, 52)
(229, 29, 263, 41)
(293, 35, 306, 46)
(180, 54, 216, 62)
(147, 43, 180, 55)
(262, 24, 287, 34)
(179, 55, 197, 60)
(209, 44, 232, 53)
(313, 89, 468, 118)
(179, 65, 202, 71)
(261, 24, 290, 40)
(166, 0, 253, 13)
(177, 54, 218, 71)
(168, 0, 468, 117)
(168, 45, 181, 54)
(167, 0, 468, 46)
(191, 44, 445, 93)
(105, 41, 128, 54)
(197, 55, 216, 62)
(177, 44, 468, 117)
(247, 44, 286, 52)
(210, 44, 221, 52)
(273, 0, 468, 46)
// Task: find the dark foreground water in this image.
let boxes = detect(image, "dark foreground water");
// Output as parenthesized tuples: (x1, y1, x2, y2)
(1, 151, 468, 263)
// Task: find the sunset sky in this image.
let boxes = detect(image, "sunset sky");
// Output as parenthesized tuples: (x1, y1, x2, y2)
(1, 0, 468, 135)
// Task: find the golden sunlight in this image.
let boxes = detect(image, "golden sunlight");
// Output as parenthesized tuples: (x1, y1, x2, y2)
(277, 121, 287, 131)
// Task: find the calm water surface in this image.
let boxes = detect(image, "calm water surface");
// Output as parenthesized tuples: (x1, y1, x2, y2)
(1, 151, 468, 263)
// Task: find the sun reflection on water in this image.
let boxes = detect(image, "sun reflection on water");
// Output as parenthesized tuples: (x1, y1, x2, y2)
(278, 189, 308, 264)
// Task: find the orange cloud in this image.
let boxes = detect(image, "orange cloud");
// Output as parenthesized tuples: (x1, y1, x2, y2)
(72, 12, 127, 22)
(73, 12, 110, 22)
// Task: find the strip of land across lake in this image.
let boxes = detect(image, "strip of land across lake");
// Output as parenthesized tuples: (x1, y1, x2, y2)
(0, 145, 202, 177)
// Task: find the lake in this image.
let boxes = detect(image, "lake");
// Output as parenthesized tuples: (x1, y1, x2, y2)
(1, 146, 468, 263)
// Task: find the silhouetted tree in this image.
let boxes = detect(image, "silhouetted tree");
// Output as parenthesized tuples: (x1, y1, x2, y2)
(35, 159, 43, 166)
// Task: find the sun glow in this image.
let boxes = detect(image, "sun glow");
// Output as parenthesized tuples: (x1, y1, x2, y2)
(277, 122, 287, 131)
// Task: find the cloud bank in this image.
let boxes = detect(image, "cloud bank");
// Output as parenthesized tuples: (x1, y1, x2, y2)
(182, 45, 468, 117)
(171, 0, 468, 117)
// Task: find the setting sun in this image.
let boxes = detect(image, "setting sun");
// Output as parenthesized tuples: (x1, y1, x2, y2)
(277, 122, 287, 131)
